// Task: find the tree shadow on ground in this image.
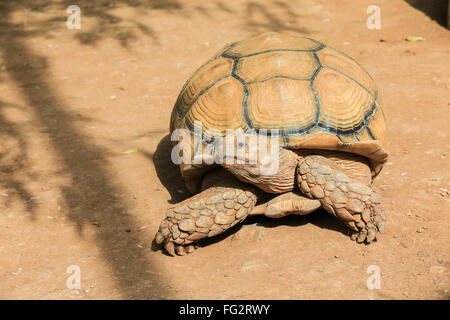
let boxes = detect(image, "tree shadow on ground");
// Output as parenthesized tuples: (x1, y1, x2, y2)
(1, 0, 186, 48)
(0, 0, 317, 296)
(404, 0, 448, 27)
(0, 1, 173, 299)
(244, 0, 311, 35)
(0, 100, 38, 219)
(3, 0, 313, 50)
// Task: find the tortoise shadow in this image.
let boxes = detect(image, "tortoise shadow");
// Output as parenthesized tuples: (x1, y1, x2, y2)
(0, 2, 176, 298)
(252, 209, 347, 234)
(199, 209, 348, 249)
(151, 134, 191, 204)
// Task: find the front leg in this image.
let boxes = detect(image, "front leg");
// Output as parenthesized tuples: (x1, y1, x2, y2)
(296, 155, 386, 243)
(154, 169, 257, 256)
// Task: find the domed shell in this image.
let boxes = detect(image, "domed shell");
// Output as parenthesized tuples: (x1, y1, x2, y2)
(170, 32, 388, 192)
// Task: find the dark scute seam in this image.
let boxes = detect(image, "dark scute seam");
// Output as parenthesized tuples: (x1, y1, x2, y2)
(180, 74, 232, 126)
(222, 46, 325, 59)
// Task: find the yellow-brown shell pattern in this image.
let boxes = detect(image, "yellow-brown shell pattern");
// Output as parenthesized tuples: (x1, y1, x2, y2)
(170, 32, 386, 151)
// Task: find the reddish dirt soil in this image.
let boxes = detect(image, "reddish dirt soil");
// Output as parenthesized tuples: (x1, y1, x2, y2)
(0, 0, 449, 299)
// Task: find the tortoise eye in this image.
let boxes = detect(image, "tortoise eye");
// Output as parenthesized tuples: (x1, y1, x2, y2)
(237, 142, 245, 148)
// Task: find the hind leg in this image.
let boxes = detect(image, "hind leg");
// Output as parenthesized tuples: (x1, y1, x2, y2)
(250, 191, 321, 218)
(154, 169, 257, 256)
(296, 155, 386, 243)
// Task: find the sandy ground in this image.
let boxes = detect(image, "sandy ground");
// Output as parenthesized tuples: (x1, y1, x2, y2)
(0, 0, 449, 299)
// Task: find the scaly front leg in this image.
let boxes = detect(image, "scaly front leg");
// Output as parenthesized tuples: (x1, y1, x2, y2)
(154, 169, 257, 256)
(296, 155, 386, 243)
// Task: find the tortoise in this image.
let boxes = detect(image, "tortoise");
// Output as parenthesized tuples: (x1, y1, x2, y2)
(154, 32, 388, 256)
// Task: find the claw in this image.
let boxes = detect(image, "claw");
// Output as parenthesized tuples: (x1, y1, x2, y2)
(346, 221, 358, 231)
(186, 245, 196, 254)
(335, 207, 355, 222)
(374, 215, 386, 232)
(366, 227, 377, 243)
(356, 228, 367, 243)
(175, 245, 186, 256)
(165, 241, 176, 256)
(154, 232, 164, 244)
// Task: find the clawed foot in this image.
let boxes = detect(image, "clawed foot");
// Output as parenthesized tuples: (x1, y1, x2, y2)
(297, 156, 387, 245)
(154, 214, 210, 256)
(155, 230, 199, 256)
(154, 218, 201, 256)
(154, 183, 256, 256)
(341, 199, 386, 244)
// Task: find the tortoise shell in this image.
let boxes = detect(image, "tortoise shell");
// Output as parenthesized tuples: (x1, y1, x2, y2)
(170, 32, 388, 192)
